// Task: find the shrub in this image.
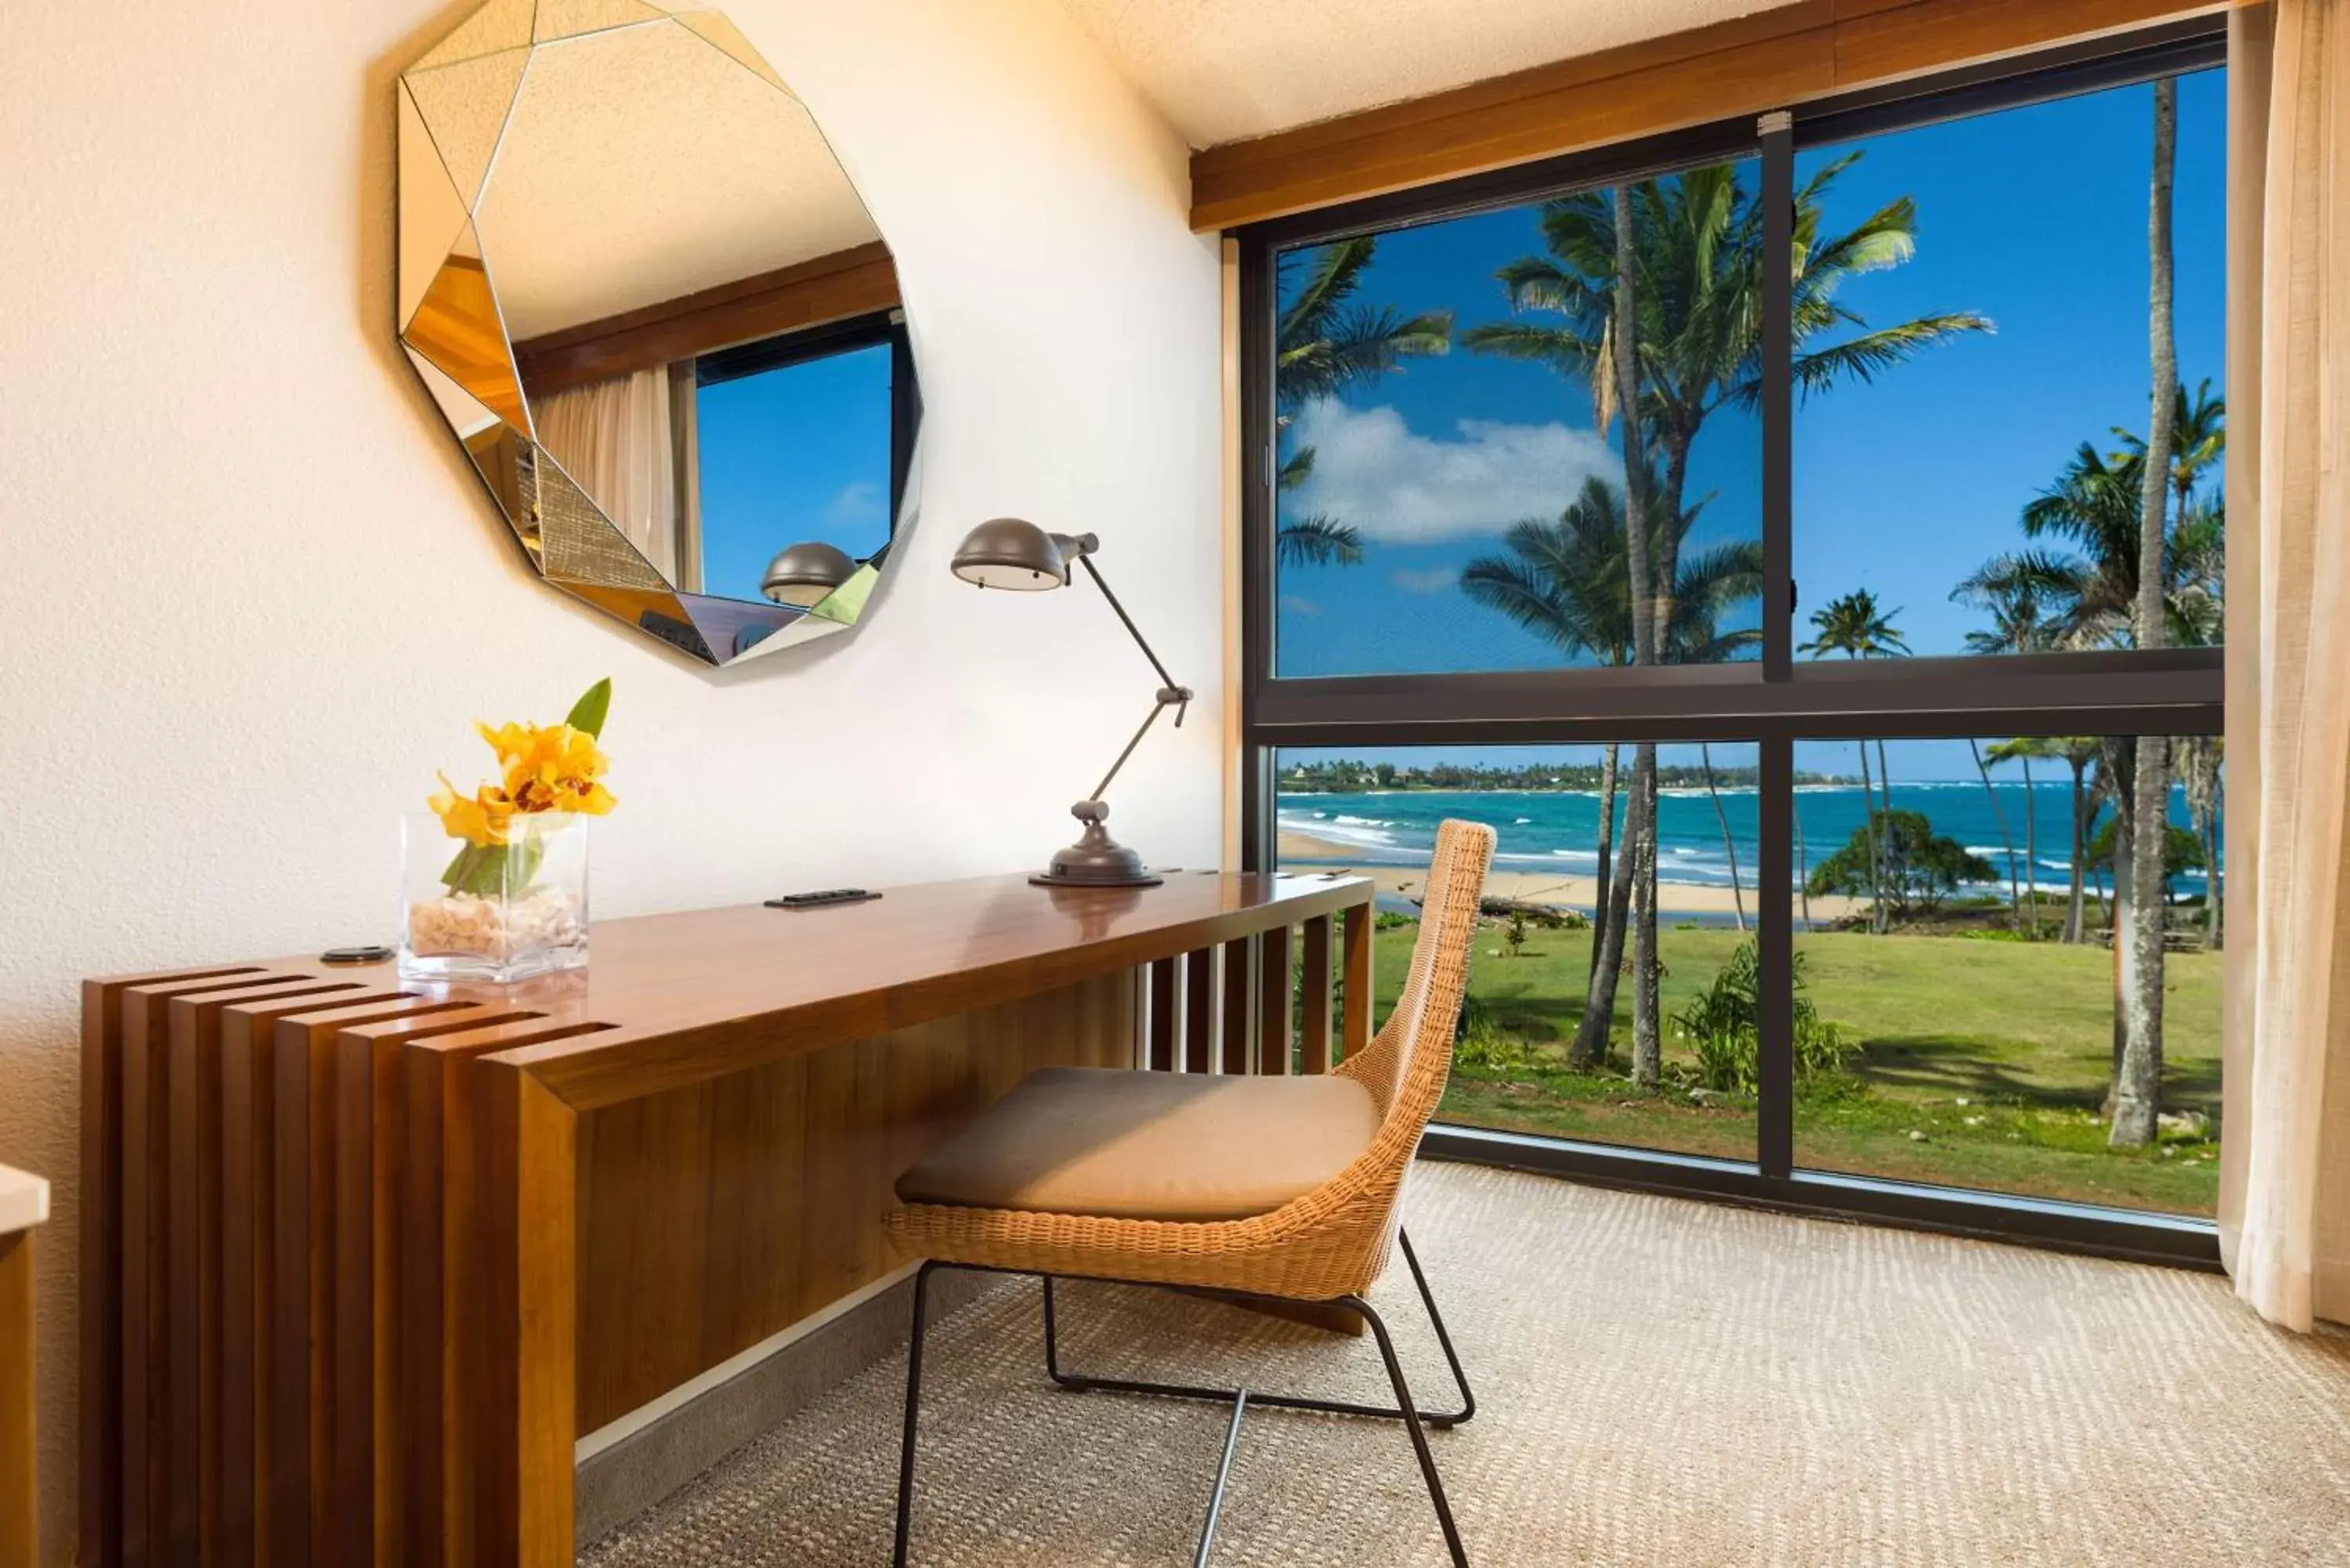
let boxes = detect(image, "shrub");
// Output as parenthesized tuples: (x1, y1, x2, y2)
(1806, 808, 1994, 919)
(1672, 939, 1849, 1095)
(1452, 995, 1547, 1074)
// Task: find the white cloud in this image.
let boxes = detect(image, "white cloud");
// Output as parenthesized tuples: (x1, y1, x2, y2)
(1286, 399, 1611, 544)
(1280, 594, 1322, 616)
(1390, 568, 1456, 595)
(826, 480, 884, 524)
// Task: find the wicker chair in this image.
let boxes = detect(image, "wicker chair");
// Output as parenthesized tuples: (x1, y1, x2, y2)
(882, 818, 1497, 1566)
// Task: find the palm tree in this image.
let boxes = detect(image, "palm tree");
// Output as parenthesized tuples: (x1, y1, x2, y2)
(1460, 476, 1635, 1014)
(2117, 377, 2225, 526)
(1607, 184, 1667, 1086)
(1699, 742, 1748, 931)
(1953, 579, 2059, 930)
(1986, 736, 2064, 938)
(2111, 77, 2182, 1149)
(1965, 739, 2024, 932)
(2176, 735, 2224, 949)
(1274, 238, 1452, 567)
(1463, 157, 1990, 544)
(2059, 737, 2102, 942)
(1460, 474, 1762, 1062)
(1976, 443, 2223, 652)
(1465, 156, 1983, 1049)
(1802, 591, 1910, 931)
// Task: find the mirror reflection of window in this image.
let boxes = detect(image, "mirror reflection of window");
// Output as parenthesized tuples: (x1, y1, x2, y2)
(691, 320, 899, 607)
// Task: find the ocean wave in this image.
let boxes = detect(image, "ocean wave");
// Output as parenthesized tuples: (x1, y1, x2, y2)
(1332, 815, 1394, 829)
(1277, 811, 1406, 852)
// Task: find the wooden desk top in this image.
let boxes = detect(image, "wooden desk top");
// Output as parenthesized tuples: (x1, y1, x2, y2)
(230, 869, 1370, 1110)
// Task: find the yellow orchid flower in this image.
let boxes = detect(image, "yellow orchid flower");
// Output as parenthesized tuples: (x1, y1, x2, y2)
(475, 721, 537, 768)
(428, 770, 516, 847)
(488, 726, 610, 811)
(484, 722, 614, 816)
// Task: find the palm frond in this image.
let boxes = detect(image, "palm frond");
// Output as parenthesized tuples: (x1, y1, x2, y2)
(1275, 515, 1364, 568)
(1276, 239, 1372, 351)
(1789, 313, 1993, 400)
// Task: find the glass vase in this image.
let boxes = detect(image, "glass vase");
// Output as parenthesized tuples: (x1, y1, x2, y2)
(399, 811, 590, 983)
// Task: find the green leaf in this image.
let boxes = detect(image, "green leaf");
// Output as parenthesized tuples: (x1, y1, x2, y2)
(565, 677, 612, 739)
(440, 836, 546, 898)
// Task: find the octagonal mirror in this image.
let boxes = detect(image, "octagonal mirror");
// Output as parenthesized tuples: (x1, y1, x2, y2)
(397, 0, 917, 666)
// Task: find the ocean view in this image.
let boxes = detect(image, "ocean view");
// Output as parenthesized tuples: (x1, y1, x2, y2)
(1278, 780, 2212, 904)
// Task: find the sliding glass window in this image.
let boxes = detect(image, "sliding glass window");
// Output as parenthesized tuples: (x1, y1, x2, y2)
(1240, 26, 2228, 1255)
(1271, 157, 1762, 677)
(1279, 742, 1762, 1161)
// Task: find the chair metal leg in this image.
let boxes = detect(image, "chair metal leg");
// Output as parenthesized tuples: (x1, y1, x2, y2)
(1397, 1228, 1477, 1426)
(1342, 1294, 1470, 1568)
(1042, 1228, 1475, 1427)
(903, 1245, 1475, 1565)
(891, 1262, 938, 1568)
(1192, 1389, 1248, 1568)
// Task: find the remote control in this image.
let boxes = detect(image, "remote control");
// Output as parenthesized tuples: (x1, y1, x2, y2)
(765, 888, 881, 909)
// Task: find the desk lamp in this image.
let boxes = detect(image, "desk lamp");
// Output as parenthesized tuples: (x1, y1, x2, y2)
(949, 518, 1191, 887)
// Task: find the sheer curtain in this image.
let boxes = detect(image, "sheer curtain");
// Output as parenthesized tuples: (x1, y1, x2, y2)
(2221, 0, 2350, 1332)
(533, 366, 688, 583)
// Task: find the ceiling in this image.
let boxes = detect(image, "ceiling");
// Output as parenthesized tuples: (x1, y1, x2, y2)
(1056, 0, 1808, 149)
(453, 16, 879, 339)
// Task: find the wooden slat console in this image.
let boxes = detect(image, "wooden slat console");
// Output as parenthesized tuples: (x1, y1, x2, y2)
(2, 1164, 49, 1568)
(81, 869, 1375, 1568)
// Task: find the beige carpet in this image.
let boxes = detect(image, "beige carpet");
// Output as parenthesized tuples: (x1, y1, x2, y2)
(581, 1162, 2350, 1566)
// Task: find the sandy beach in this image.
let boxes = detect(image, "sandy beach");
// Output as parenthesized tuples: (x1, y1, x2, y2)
(1278, 829, 1862, 923)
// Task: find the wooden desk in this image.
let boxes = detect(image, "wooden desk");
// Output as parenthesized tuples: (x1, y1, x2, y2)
(2, 1164, 49, 1568)
(81, 870, 1373, 1568)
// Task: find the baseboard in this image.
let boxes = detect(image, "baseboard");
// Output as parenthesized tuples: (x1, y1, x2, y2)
(576, 1268, 1003, 1545)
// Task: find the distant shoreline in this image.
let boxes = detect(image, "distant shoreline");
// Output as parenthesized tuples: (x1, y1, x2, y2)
(1277, 829, 1863, 923)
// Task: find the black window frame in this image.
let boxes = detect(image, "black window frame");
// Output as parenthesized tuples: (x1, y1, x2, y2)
(694, 307, 923, 551)
(1237, 19, 2229, 1269)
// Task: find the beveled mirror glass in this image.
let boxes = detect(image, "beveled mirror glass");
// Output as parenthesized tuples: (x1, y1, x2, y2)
(398, 0, 916, 666)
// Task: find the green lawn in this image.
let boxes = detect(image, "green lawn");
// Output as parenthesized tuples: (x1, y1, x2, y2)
(1368, 920, 2223, 1216)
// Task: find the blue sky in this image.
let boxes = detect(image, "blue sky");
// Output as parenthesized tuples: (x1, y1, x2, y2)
(1273, 68, 2226, 699)
(693, 342, 894, 604)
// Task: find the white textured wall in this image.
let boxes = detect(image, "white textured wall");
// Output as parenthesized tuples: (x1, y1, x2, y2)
(0, 2, 1220, 1558)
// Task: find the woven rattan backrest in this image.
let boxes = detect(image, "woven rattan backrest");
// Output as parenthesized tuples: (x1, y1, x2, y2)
(1336, 818, 1495, 1132)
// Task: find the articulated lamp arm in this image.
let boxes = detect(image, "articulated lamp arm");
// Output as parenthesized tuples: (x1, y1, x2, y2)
(1072, 551, 1192, 810)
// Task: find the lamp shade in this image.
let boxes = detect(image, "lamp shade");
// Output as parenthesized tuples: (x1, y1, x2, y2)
(949, 516, 1072, 591)
(761, 540, 860, 606)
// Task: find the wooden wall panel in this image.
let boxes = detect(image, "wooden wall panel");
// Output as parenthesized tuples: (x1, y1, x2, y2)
(572, 973, 1134, 1432)
(1189, 0, 2235, 229)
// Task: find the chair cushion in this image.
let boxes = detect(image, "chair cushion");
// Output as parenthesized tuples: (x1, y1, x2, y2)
(894, 1067, 1381, 1223)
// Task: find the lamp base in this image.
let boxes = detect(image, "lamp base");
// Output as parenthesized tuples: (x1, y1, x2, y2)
(1029, 801, 1163, 889)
